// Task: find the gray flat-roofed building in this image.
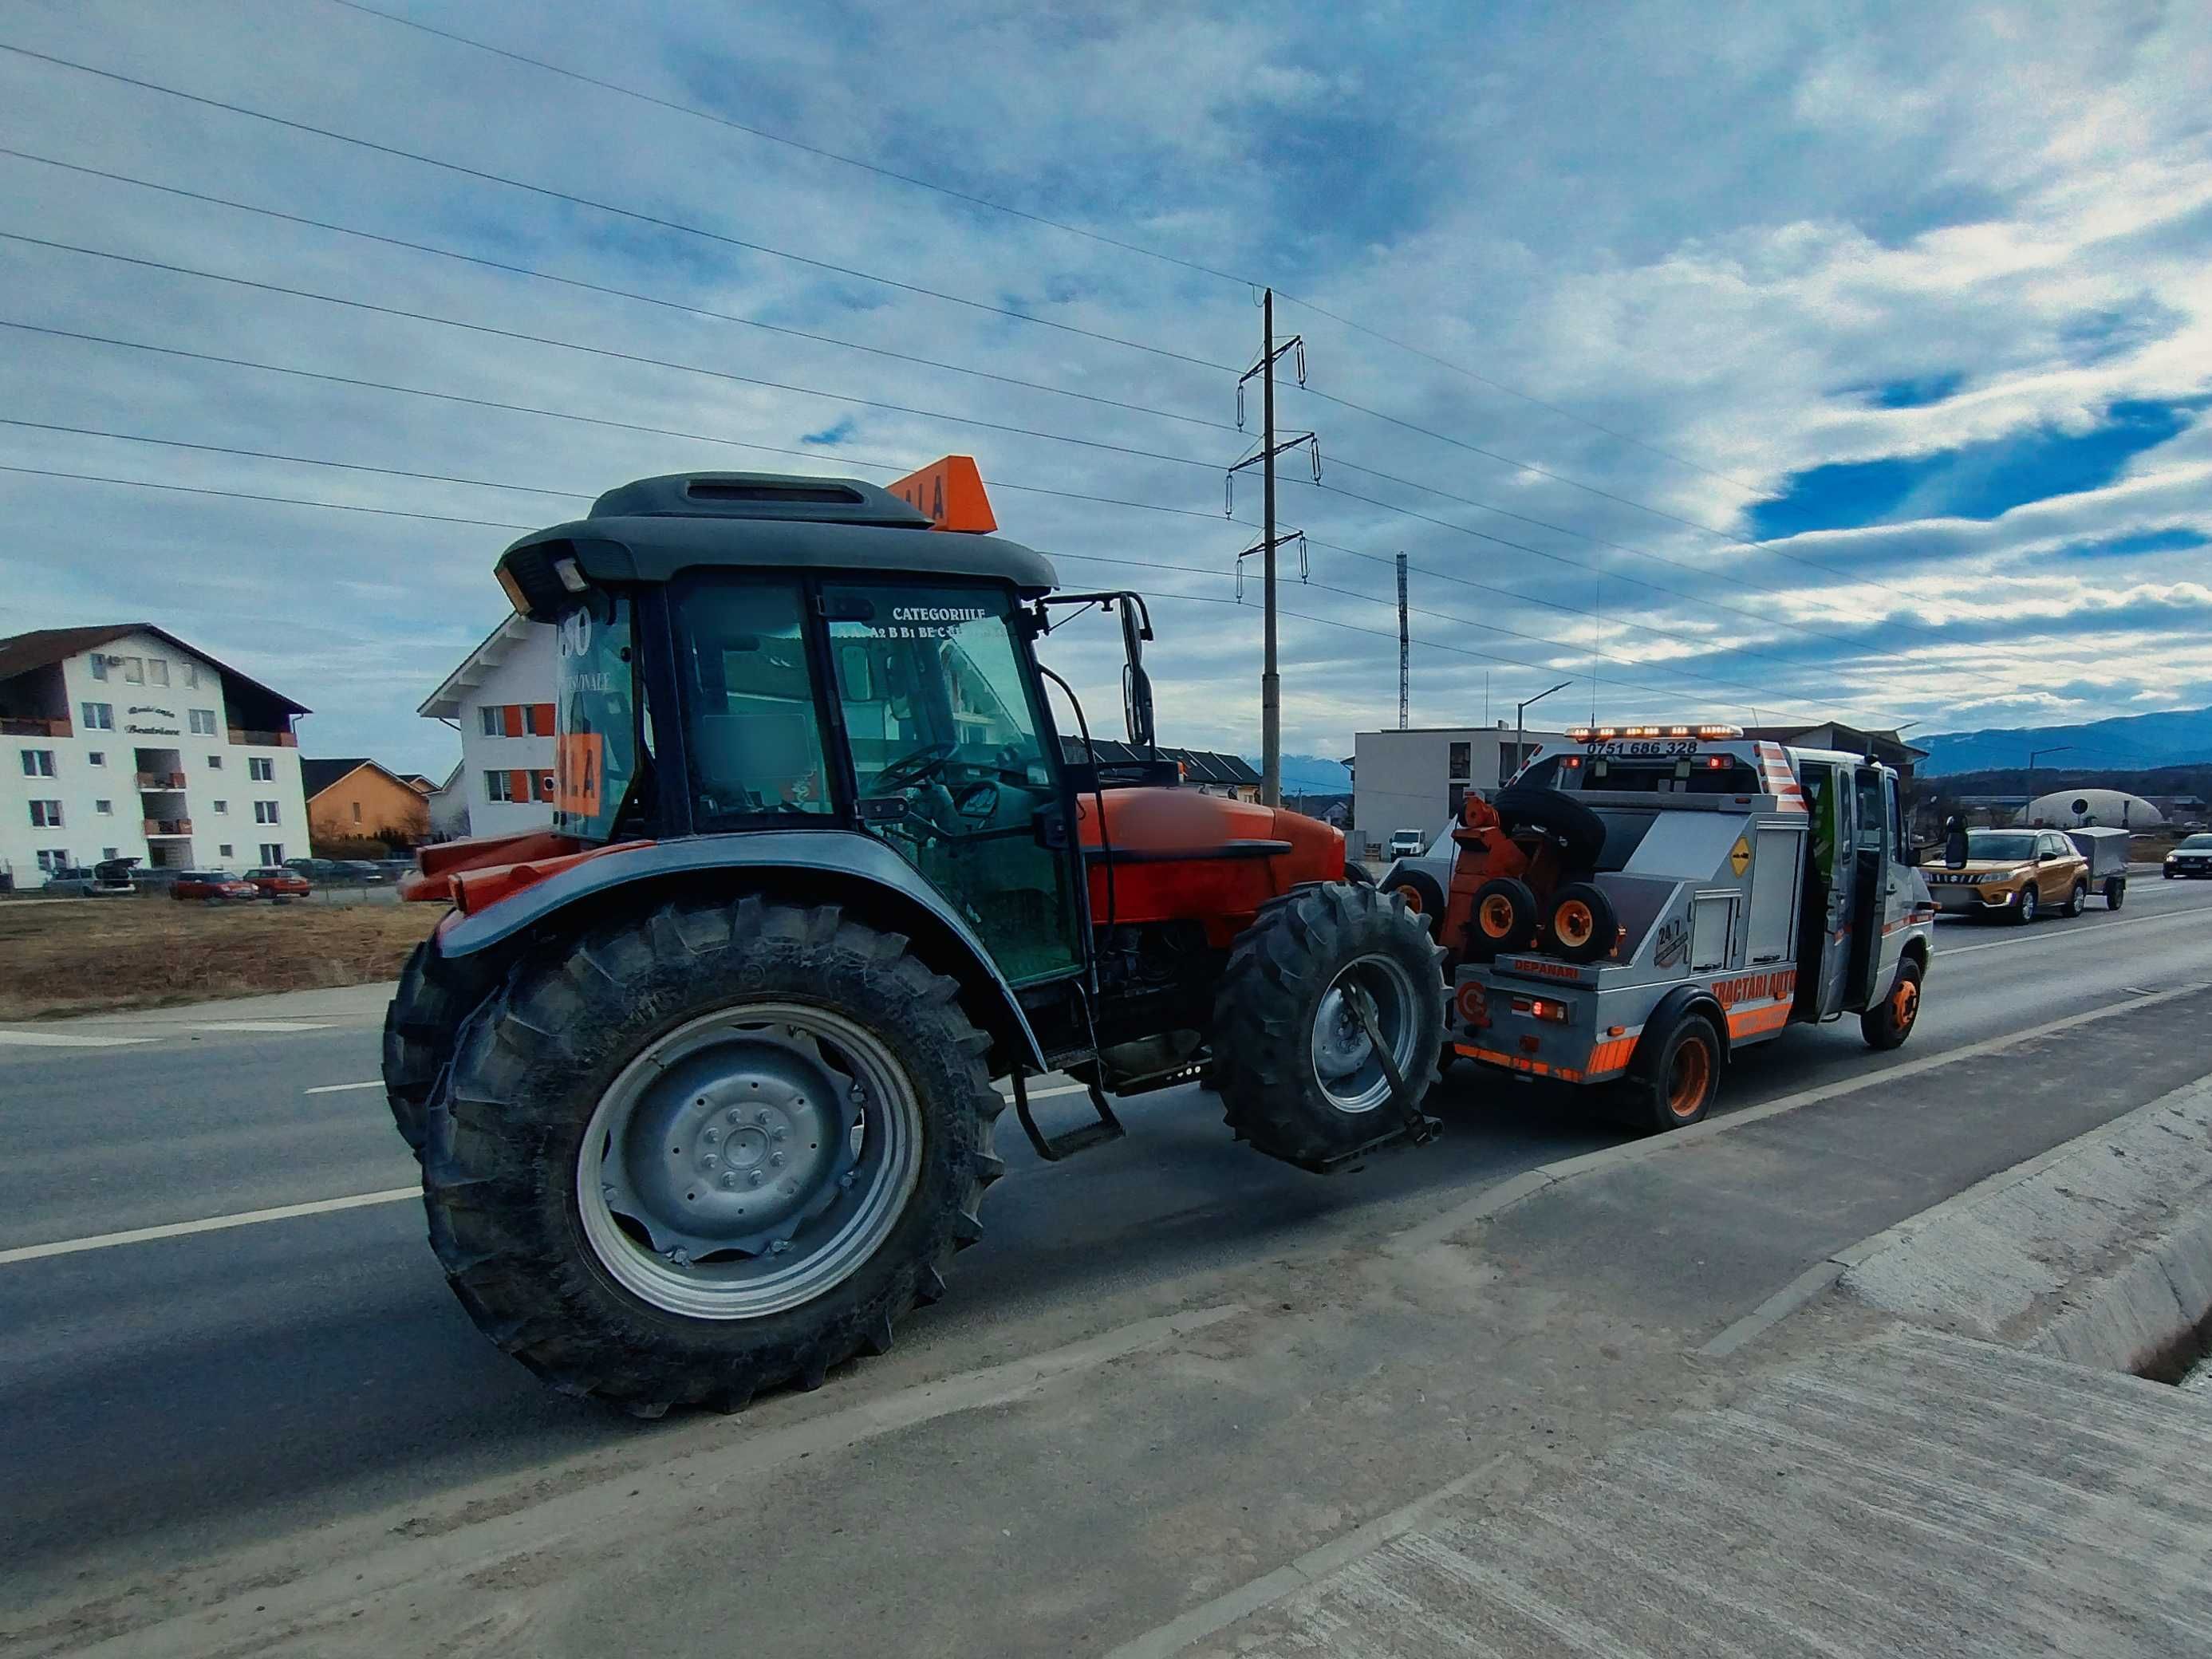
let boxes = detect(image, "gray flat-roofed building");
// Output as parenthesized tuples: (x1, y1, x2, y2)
(1350, 723, 1569, 858)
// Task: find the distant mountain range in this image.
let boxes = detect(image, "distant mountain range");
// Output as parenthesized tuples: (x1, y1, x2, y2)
(1917, 705, 2212, 777)
(1248, 753, 1353, 793)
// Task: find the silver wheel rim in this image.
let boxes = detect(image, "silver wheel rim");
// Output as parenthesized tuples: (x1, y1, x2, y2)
(574, 1002, 922, 1321)
(2020, 889, 2036, 919)
(1309, 953, 1421, 1114)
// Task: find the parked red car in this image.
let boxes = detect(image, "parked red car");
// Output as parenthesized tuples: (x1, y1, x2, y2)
(242, 865, 311, 900)
(171, 870, 259, 903)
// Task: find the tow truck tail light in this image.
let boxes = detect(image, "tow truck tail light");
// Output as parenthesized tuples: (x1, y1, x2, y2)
(1510, 995, 1571, 1024)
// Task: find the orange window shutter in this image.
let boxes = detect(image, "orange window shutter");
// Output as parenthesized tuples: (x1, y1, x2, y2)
(503, 704, 524, 738)
(534, 702, 555, 734)
(508, 769, 530, 803)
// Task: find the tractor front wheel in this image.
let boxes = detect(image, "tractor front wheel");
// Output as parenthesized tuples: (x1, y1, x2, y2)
(420, 896, 1003, 1417)
(1212, 884, 1445, 1168)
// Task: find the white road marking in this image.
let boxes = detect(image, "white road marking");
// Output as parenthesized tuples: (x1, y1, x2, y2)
(193, 1019, 333, 1033)
(0, 1030, 153, 1048)
(0, 1188, 417, 1267)
(304, 1080, 385, 1095)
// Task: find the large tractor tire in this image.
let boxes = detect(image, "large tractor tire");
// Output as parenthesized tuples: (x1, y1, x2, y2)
(383, 939, 503, 1155)
(419, 896, 1003, 1417)
(1212, 883, 1445, 1168)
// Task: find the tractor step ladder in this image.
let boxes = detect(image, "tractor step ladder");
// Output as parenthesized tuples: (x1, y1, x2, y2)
(1011, 1072, 1126, 1161)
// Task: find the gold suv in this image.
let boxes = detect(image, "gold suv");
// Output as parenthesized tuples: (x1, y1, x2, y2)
(1927, 828, 2092, 923)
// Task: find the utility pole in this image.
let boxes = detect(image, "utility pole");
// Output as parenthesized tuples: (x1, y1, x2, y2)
(1228, 290, 1315, 808)
(1396, 551, 1410, 730)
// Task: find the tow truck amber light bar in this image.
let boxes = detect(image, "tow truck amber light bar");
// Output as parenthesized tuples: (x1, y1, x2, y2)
(1566, 722, 1744, 741)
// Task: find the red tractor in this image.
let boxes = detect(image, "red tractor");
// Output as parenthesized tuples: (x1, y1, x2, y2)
(386, 458, 1444, 1415)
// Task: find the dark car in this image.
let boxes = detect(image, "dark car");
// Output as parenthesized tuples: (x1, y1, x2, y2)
(285, 857, 342, 881)
(2165, 833, 2212, 879)
(172, 869, 259, 902)
(336, 860, 389, 884)
(242, 865, 311, 900)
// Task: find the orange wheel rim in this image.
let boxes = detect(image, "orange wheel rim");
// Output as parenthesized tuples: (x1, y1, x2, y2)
(1891, 977, 1918, 1027)
(1554, 900, 1594, 948)
(1666, 1040, 1711, 1117)
(1479, 895, 1515, 936)
(1399, 885, 1424, 914)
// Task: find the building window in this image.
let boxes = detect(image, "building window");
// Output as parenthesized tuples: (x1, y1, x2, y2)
(480, 705, 503, 738)
(148, 658, 170, 687)
(122, 656, 144, 684)
(259, 841, 283, 864)
(213, 799, 227, 814)
(95, 799, 112, 815)
(20, 748, 54, 777)
(81, 701, 114, 730)
(188, 708, 217, 735)
(89, 655, 108, 681)
(219, 843, 235, 858)
(87, 750, 104, 766)
(249, 757, 274, 782)
(1448, 741, 1471, 779)
(1449, 782, 1469, 816)
(102, 846, 118, 860)
(36, 849, 72, 873)
(30, 800, 63, 827)
(484, 769, 516, 802)
(352, 801, 362, 822)
(182, 661, 199, 688)
(206, 754, 221, 770)
(254, 799, 280, 824)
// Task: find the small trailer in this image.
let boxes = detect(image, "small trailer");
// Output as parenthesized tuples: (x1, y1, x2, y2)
(2063, 826, 2129, 909)
(1440, 727, 1936, 1129)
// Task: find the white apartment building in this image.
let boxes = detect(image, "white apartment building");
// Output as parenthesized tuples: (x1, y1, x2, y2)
(420, 613, 557, 839)
(1350, 722, 1571, 857)
(0, 625, 310, 888)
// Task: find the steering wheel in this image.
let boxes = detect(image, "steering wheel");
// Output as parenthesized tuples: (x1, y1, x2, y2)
(869, 742, 960, 794)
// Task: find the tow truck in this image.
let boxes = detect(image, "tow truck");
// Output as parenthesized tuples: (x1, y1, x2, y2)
(1434, 724, 1935, 1129)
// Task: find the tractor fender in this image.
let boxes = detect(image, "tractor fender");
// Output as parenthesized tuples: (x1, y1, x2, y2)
(1637, 983, 1732, 1066)
(435, 830, 1047, 1073)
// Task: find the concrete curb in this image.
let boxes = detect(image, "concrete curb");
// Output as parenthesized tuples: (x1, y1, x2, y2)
(1839, 1073, 2212, 1374)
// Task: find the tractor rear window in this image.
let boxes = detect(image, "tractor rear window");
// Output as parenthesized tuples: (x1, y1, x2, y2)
(677, 581, 834, 825)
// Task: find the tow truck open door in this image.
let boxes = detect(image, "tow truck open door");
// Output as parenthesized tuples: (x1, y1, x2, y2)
(1796, 759, 1856, 1019)
(1848, 764, 1913, 1009)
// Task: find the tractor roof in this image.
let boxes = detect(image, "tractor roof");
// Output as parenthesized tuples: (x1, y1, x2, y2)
(495, 471, 1059, 619)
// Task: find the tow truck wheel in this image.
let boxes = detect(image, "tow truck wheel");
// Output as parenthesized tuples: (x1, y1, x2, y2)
(1466, 877, 1539, 962)
(1861, 958, 1922, 1051)
(1627, 1014, 1721, 1132)
(2061, 880, 2088, 918)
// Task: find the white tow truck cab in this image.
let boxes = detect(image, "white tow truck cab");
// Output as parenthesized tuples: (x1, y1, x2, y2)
(1450, 726, 1936, 1129)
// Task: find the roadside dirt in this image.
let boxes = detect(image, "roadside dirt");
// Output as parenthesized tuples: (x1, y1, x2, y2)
(0, 898, 440, 1020)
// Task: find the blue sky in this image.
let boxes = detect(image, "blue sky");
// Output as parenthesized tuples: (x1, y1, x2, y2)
(1, 0, 2209, 775)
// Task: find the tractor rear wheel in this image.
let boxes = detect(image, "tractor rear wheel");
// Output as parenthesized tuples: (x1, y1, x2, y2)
(1212, 883, 1445, 1168)
(420, 896, 1003, 1417)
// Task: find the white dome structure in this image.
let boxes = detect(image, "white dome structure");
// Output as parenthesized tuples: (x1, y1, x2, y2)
(2021, 788, 2163, 830)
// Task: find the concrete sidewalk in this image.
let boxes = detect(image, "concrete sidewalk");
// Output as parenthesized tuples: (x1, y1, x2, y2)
(1167, 1078, 2212, 1657)
(0, 978, 396, 1040)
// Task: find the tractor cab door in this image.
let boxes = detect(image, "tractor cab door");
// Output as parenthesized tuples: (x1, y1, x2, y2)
(822, 582, 1083, 986)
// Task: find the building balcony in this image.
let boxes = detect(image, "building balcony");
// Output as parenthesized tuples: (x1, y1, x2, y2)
(2, 715, 72, 738)
(136, 770, 189, 790)
(227, 727, 297, 748)
(144, 818, 193, 837)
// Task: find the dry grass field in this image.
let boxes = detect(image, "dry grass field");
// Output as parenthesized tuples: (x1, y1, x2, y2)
(0, 896, 440, 1020)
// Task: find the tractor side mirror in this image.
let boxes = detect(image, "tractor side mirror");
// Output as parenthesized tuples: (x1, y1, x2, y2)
(1942, 816, 1968, 870)
(1123, 663, 1156, 751)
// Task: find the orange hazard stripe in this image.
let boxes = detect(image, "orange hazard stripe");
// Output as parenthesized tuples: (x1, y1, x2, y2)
(1453, 1044, 1581, 1082)
(1587, 1034, 1638, 1074)
(1726, 1000, 1792, 1039)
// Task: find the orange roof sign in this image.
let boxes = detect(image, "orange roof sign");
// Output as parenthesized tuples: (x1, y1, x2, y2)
(888, 455, 996, 533)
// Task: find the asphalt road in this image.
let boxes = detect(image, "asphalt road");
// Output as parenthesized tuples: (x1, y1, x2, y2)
(4, 874, 2210, 1608)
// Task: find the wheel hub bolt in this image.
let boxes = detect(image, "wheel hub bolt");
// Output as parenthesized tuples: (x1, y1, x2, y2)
(770, 1152, 786, 1168)
(727, 1108, 743, 1125)
(747, 1169, 766, 1187)
(720, 1172, 738, 1189)
(756, 1110, 774, 1126)
(771, 1126, 787, 1142)
(703, 1126, 720, 1145)
(769, 1239, 791, 1255)
(701, 1153, 719, 1170)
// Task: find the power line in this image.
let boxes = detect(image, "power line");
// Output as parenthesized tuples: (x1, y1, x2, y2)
(0, 232, 1228, 476)
(0, 40, 1238, 376)
(0, 463, 535, 529)
(0, 314, 1985, 710)
(319, 0, 1757, 495)
(0, 146, 1238, 437)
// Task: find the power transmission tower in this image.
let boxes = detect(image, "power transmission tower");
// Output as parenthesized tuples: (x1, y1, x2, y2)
(1396, 551, 1410, 729)
(1226, 288, 1317, 807)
